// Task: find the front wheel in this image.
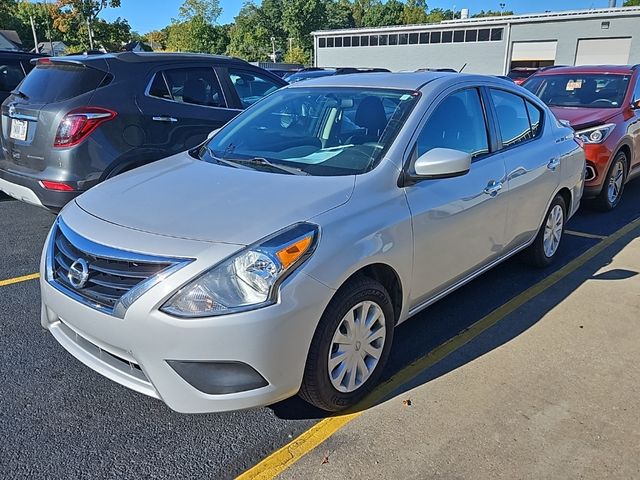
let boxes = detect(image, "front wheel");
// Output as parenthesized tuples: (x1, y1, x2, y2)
(524, 195, 566, 268)
(299, 277, 394, 412)
(593, 152, 627, 211)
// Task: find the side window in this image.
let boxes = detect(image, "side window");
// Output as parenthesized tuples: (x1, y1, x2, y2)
(156, 68, 226, 108)
(0, 61, 25, 92)
(490, 89, 534, 148)
(228, 68, 281, 108)
(526, 101, 543, 138)
(416, 88, 489, 159)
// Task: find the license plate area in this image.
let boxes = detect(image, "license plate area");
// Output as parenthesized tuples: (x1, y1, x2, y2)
(10, 119, 28, 141)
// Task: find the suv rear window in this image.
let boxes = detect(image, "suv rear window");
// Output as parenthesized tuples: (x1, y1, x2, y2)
(17, 64, 109, 103)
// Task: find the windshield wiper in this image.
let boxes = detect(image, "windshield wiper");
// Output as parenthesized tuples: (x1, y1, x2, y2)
(209, 151, 308, 176)
(10, 89, 28, 100)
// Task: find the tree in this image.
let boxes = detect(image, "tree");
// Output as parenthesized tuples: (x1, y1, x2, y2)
(362, 0, 404, 27)
(143, 30, 168, 50)
(352, 0, 377, 27)
(228, 1, 273, 61)
(282, 0, 326, 52)
(472, 9, 514, 17)
(425, 7, 456, 23)
(284, 45, 310, 64)
(623, 0, 639, 5)
(178, 0, 222, 24)
(92, 17, 132, 51)
(402, 0, 429, 24)
(326, 0, 355, 30)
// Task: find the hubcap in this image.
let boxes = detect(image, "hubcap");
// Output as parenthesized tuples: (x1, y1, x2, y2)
(543, 204, 564, 258)
(607, 160, 624, 204)
(328, 301, 386, 393)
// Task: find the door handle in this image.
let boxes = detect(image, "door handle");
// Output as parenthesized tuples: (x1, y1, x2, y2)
(483, 181, 503, 197)
(547, 157, 561, 171)
(152, 116, 178, 123)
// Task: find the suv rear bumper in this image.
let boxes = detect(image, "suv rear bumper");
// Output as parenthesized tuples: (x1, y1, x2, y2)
(0, 168, 78, 211)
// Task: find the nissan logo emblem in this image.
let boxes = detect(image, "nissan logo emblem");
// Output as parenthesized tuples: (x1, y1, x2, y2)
(67, 258, 90, 289)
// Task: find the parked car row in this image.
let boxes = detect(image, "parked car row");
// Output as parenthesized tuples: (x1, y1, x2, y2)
(0, 52, 287, 210)
(1, 52, 638, 414)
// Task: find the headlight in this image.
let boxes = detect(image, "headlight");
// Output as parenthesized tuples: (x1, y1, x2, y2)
(161, 223, 319, 318)
(575, 123, 615, 144)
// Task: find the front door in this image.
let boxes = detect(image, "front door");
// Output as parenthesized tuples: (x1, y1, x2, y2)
(404, 87, 508, 307)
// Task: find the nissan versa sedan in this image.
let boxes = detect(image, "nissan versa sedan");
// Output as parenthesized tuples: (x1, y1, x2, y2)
(40, 73, 584, 413)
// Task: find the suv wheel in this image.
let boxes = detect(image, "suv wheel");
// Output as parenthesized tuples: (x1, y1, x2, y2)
(524, 194, 566, 268)
(299, 277, 394, 412)
(594, 152, 627, 211)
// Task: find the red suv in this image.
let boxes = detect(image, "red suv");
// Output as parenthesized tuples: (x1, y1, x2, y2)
(524, 65, 640, 210)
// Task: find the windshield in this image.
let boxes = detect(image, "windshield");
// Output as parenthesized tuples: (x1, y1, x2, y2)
(199, 87, 419, 176)
(523, 73, 631, 109)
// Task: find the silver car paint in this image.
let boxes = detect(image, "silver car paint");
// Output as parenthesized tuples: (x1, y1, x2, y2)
(41, 73, 585, 412)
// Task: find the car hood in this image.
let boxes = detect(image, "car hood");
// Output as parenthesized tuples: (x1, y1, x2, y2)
(75, 152, 355, 245)
(549, 106, 618, 131)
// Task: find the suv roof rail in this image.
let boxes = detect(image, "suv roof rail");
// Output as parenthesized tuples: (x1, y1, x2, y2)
(631, 64, 640, 71)
(539, 65, 569, 71)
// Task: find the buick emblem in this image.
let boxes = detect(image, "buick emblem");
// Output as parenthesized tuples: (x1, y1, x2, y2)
(8, 104, 16, 118)
(68, 258, 90, 289)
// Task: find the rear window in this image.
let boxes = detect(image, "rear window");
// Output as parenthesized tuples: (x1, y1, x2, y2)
(17, 64, 109, 103)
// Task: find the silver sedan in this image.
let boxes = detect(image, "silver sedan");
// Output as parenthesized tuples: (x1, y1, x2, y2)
(40, 72, 584, 413)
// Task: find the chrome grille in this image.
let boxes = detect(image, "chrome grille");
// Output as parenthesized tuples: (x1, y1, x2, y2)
(48, 220, 186, 315)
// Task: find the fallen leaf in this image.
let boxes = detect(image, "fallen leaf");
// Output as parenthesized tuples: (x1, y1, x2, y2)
(321, 456, 329, 465)
(402, 399, 412, 406)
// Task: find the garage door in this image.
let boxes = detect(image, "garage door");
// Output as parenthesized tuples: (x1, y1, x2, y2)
(575, 38, 632, 65)
(511, 41, 558, 61)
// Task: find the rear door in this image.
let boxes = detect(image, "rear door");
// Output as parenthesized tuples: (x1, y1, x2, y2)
(486, 87, 560, 250)
(136, 65, 239, 155)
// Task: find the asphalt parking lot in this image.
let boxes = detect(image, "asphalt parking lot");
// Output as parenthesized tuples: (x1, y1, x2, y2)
(2, 183, 640, 480)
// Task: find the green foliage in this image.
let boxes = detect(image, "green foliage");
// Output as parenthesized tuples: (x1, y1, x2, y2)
(623, 0, 639, 5)
(284, 45, 310, 64)
(402, 0, 429, 24)
(362, 0, 404, 27)
(472, 9, 514, 17)
(228, 1, 273, 61)
(165, 0, 228, 54)
(178, 0, 222, 24)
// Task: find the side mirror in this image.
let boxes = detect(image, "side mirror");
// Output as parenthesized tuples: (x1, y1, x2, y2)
(631, 99, 640, 110)
(207, 128, 221, 140)
(413, 148, 472, 179)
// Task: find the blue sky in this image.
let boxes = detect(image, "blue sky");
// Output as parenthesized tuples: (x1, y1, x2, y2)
(101, 0, 617, 34)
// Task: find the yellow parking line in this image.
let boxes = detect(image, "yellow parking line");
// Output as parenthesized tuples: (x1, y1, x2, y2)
(237, 216, 640, 480)
(0, 272, 40, 287)
(565, 229, 607, 240)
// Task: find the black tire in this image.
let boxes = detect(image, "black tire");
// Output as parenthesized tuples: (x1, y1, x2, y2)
(593, 152, 627, 212)
(299, 277, 395, 412)
(523, 194, 566, 268)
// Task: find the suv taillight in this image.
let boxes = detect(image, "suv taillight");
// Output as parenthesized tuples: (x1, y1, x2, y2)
(53, 107, 117, 148)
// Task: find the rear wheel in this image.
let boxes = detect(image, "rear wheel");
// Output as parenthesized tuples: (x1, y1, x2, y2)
(594, 152, 627, 211)
(299, 277, 394, 412)
(524, 195, 566, 268)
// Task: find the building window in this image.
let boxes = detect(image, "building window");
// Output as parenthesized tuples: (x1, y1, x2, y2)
(490, 28, 503, 41)
(370, 35, 378, 46)
(361, 35, 369, 46)
(419, 32, 429, 44)
(399, 33, 408, 45)
(389, 34, 398, 45)
(352, 36, 360, 47)
(454, 30, 465, 43)
(478, 29, 490, 42)
(409, 32, 419, 44)
(465, 30, 477, 42)
(430, 31, 441, 44)
(442, 31, 453, 43)
(379, 34, 388, 46)
(601, 21, 610, 29)
(335, 37, 343, 47)
(319, 38, 326, 48)
(327, 37, 334, 47)
(343, 36, 351, 47)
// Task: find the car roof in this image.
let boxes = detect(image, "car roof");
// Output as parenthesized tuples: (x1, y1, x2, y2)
(288, 71, 455, 90)
(58, 51, 250, 66)
(536, 65, 636, 75)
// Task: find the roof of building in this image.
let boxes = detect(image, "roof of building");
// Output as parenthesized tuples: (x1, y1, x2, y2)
(312, 6, 640, 36)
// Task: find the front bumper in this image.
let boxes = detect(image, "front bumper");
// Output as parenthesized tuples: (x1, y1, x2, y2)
(0, 168, 79, 210)
(40, 237, 334, 413)
(582, 144, 613, 198)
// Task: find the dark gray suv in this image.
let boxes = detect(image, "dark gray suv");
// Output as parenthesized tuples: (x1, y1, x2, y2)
(0, 52, 286, 211)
